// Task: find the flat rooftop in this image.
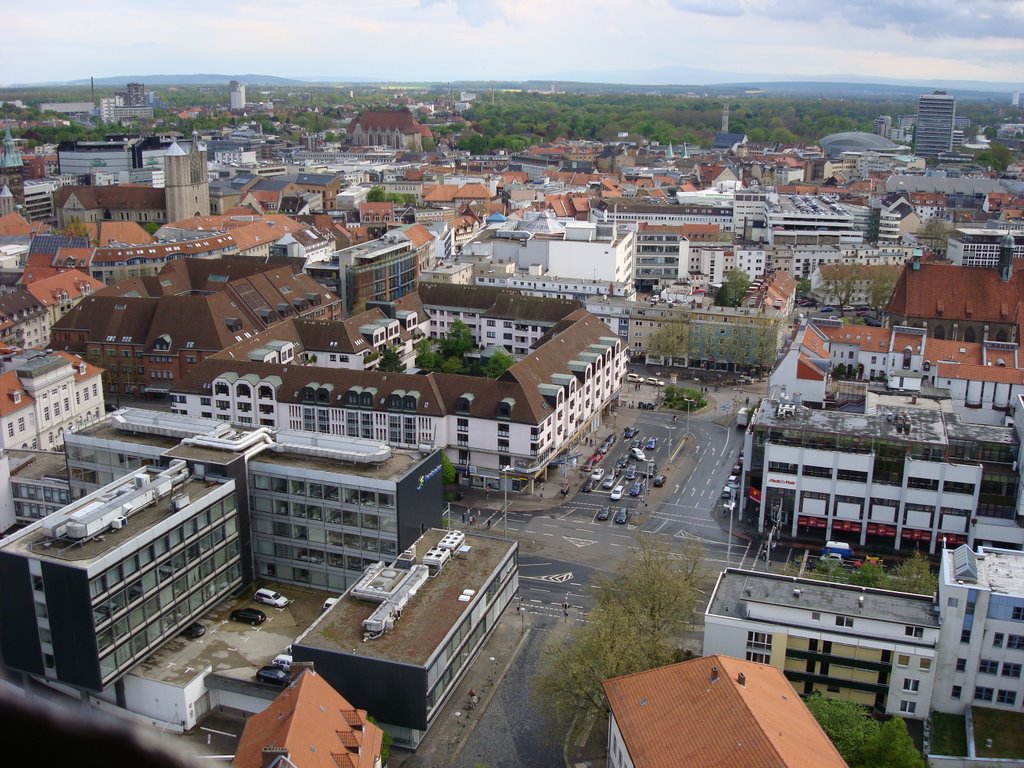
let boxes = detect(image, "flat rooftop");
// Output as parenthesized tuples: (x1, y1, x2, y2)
(300, 529, 516, 665)
(708, 568, 939, 628)
(2, 474, 225, 565)
(953, 547, 1024, 596)
(754, 395, 1014, 447)
(8, 449, 69, 483)
(247, 444, 422, 482)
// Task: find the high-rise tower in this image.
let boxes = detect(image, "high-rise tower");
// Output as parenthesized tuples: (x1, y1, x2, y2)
(915, 91, 956, 158)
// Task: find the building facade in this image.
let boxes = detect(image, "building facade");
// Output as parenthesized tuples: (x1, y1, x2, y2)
(705, 568, 939, 718)
(915, 92, 957, 158)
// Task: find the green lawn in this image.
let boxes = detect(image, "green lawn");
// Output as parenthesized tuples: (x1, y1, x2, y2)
(929, 712, 967, 757)
(973, 707, 1024, 759)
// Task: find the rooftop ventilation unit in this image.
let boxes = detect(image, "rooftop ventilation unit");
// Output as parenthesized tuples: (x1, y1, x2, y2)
(438, 530, 466, 551)
(422, 546, 450, 571)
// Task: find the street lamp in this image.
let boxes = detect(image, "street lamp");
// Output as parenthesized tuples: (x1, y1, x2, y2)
(501, 465, 512, 540)
(682, 397, 695, 440)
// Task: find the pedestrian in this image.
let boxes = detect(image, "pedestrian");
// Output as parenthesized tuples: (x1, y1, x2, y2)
(461, 510, 466, 524)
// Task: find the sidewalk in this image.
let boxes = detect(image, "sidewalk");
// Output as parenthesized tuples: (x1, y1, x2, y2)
(391, 608, 537, 768)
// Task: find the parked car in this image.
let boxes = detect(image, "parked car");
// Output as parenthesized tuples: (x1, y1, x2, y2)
(623, 426, 639, 439)
(581, 478, 593, 493)
(728, 475, 740, 487)
(272, 653, 293, 671)
(182, 622, 206, 639)
(624, 465, 638, 481)
(646, 377, 665, 387)
(256, 665, 291, 686)
(630, 447, 647, 461)
(864, 316, 882, 327)
(601, 474, 617, 489)
(591, 468, 606, 483)
(721, 485, 733, 499)
(614, 456, 628, 471)
(842, 305, 855, 312)
(610, 485, 625, 500)
(596, 506, 611, 521)
(645, 437, 658, 450)
(626, 373, 643, 383)
(629, 481, 644, 497)
(230, 608, 267, 625)
(614, 507, 629, 525)
(653, 474, 667, 488)
(104, 402, 120, 413)
(820, 305, 834, 313)
(254, 588, 290, 608)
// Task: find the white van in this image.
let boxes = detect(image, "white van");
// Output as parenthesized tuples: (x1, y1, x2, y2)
(272, 653, 292, 671)
(254, 588, 290, 608)
(323, 597, 339, 611)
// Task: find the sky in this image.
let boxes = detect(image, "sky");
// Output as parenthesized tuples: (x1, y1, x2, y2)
(6, 0, 1024, 87)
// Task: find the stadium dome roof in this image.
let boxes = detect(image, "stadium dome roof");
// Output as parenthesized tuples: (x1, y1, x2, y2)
(819, 131, 902, 159)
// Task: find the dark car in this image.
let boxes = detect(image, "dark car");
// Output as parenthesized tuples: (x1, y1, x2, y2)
(645, 437, 657, 450)
(629, 481, 644, 497)
(623, 426, 639, 439)
(613, 507, 629, 524)
(864, 316, 882, 327)
(652, 474, 667, 488)
(580, 478, 593, 493)
(104, 403, 119, 413)
(596, 507, 611, 521)
(256, 665, 291, 686)
(182, 621, 206, 639)
(230, 607, 267, 625)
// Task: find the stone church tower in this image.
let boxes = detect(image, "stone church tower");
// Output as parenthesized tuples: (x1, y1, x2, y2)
(164, 133, 210, 223)
(0, 125, 24, 213)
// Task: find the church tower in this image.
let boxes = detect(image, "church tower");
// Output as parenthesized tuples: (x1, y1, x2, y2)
(164, 133, 210, 223)
(0, 125, 24, 213)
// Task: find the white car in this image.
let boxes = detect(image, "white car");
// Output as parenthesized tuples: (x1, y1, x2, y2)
(601, 474, 617, 489)
(630, 447, 647, 461)
(610, 485, 625, 500)
(591, 468, 606, 483)
(646, 377, 665, 387)
(626, 373, 643, 383)
(254, 588, 290, 608)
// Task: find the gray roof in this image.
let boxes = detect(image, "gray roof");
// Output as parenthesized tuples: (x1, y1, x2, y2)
(819, 131, 901, 158)
(708, 568, 939, 628)
(885, 175, 1008, 196)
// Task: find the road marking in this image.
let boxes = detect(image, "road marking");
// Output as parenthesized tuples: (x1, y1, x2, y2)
(542, 532, 554, 536)
(674, 484, 680, 494)
(651, 519, 668, 534)
(519, 562, 552, 567)
(610, 542, 621, 547)
(521, 571, 574, 583)
(563, 536, 597, 548)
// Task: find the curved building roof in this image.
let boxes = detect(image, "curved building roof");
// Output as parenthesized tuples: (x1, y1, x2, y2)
(819, 131, 901, 159)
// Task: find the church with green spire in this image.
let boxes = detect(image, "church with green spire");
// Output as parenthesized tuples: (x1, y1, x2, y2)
(0, 124, 24, 215)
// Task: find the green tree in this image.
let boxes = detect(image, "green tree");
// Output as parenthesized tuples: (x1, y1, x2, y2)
(856, 717, 926, 768)
(888, 552, 936, 596)
(804, 693, 879, 764)
(849, 562, 889, 589)
(796, 277, 812, 297)
(818, 263, 863, 313)
(414, 338, 439, 371)
(714, 269, 751, 307)
(647, 315, 690, 366)
(377, 345, 405, 373)
(440, 356, 464, 374)
(867, 264, 901, 313)
(440, 452, 457, 485)
(439, 318, 475, 359)
(365, 186, 386, 203)
(917, 219, 952, 256)
(143, 221, 160, 236)
(483, 349, 515, 379)
(533, 538, 706, 734)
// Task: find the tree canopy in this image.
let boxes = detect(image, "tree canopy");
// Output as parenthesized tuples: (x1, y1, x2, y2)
(715, 269, 751, 307)
(533, 538, 706, 734)
(805, 694, 925, 768)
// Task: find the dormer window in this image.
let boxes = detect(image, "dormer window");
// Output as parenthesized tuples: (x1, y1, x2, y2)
(224, 317, 242, 332)
(359, 391, 373, 408)
(258, 385, 275, 399)
(10, 390, 21, 404)
(236, 383, 251, 398)
(456, 393, 474, 414)
(317, 386, 331, 403)
(497, 397, 515, 420)
(214, 382, 230, 396)
(301, 386, 316, 403)
(403, 394, 417, 410)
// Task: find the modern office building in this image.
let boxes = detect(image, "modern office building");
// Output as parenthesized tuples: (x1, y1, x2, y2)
(914, 92, 957, 157)
(704, 568, 939, 718)
(934, 546, 1024, 714)
(741, 391, 1020, 553)
(292, 527, 518, 748)
(0, 460, 243, 694)
(229, 80, 246, 111)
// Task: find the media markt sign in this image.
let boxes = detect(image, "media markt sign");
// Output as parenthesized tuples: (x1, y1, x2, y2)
(416, 464, 442, 491)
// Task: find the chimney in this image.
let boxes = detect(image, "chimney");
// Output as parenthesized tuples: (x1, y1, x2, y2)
(737, 672, 746, 686)
(262, 747, 290, 768)
(710, 665, 720, 683)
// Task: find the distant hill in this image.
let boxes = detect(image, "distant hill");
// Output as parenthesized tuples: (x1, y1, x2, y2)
(62, 74, 305, 87)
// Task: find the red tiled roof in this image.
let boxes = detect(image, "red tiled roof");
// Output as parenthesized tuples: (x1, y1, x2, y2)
(888, 261, 1024, 324)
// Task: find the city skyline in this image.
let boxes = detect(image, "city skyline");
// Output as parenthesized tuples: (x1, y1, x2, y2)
(5, 0, 1024, 88)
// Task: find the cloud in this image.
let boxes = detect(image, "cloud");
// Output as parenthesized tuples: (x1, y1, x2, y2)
(420, 0, 506, 26)
(667, 0, 1024, 40)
